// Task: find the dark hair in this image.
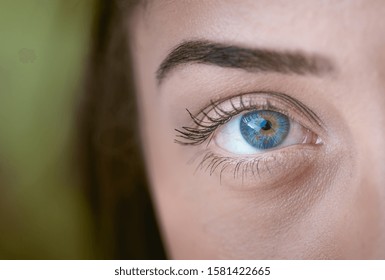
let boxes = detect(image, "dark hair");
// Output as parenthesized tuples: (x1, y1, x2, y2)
(78, 0, 166, 259)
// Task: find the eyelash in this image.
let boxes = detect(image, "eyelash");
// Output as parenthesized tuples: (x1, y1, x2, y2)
(175, 92, 322, 145)
(174, 99, 245, 146)
(175, 92, 323, 182)
(196, 151, 274, 183)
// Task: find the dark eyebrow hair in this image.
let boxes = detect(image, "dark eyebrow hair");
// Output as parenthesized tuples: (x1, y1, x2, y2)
(156, 40, 335, 84)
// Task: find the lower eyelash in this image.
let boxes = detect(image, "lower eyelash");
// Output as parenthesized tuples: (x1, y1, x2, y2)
(196, 151, 275, 185)
(192, 142, 320, 187)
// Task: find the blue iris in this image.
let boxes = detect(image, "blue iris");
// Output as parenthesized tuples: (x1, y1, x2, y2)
(240, 110, 290, 149)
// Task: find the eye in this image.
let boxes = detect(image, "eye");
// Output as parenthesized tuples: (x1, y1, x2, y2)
(175, 92, 325, 184)
(215, 109, 319, 155)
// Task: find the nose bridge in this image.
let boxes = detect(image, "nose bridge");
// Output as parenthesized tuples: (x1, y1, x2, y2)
(339, 42, 385, 257)
(366, 54, 385, 187)
(361, 55, 385, 256)
(376, 56, 385, 252)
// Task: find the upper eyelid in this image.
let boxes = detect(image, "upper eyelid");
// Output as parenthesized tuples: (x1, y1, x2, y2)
(198, 92, 325, 137)
(175, 91, 325, 146)
(203, 91, 323, 128)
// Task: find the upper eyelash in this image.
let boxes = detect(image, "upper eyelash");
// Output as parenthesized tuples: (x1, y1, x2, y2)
(174, 91, 323, 146)
(174, 100, 242, 145)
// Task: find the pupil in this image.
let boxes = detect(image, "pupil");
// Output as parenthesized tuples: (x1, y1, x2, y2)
(261, 119, 272, 131)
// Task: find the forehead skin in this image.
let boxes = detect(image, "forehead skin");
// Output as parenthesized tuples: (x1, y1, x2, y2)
(134, 0, 384, 68)
(129, 0, 385, 259)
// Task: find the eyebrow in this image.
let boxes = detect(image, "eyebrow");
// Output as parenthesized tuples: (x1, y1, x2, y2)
(156, 40, 335, 85)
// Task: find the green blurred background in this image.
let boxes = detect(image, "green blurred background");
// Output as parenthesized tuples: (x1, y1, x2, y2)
(0, 0, 96, 259)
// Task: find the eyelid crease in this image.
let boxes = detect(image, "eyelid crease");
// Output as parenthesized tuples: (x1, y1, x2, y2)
(175, 91, 325, 146)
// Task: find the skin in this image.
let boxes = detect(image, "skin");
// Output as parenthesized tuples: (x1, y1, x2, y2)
(128, 0, 385, 259)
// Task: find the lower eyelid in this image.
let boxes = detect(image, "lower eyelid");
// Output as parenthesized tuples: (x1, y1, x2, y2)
(195, 144, 322, 190)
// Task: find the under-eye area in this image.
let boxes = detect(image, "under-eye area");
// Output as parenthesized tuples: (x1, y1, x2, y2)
(175, 92, 326, 187)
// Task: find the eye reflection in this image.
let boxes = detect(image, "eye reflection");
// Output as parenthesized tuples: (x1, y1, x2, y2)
(215, 109, 319, 155)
